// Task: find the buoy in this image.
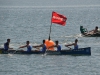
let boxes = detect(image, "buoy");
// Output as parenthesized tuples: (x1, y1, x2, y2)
(45, 39, 55, 51)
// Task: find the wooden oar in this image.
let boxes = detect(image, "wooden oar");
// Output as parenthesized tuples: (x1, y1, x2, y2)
(65, 45, 72, 50)
(67, 46, 72, 50)
(12, 48, 21, 54)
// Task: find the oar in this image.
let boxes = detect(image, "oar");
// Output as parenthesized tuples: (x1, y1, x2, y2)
(67, 46, 72, 50)
(65, 45, 72, 50)
(12, 48, 21, 54)
(33, 46, 40, 51)
(35, 47, 40, 50)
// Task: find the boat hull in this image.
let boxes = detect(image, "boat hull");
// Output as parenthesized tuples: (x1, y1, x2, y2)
(0, 49, 43, 54)
(81, 33, 100, 37)
(46, 47, 91, 55)
(0, 47, 91, 55)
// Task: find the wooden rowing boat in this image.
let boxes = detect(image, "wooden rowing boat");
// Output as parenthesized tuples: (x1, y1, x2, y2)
(0, 49, 43, 54)
(46, 47, 91, 55)
(81, 33, 100, 37)
(80, 26, 100, 37)
(0, 47, 91, 55)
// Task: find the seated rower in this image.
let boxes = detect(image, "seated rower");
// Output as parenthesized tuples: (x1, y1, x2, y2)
(48, 40, 61, 51)
(4, 39, 13, 51)
(88, 26, 99, 34)
(19, 41, 32, 52)
(65, 39, 78, 50)
(33, 40, 46, 53)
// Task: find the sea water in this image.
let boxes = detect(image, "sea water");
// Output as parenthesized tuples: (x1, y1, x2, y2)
(0, 2, 100, 75)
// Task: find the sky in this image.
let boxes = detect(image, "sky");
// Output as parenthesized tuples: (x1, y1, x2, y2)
(0, 0, 100, 7)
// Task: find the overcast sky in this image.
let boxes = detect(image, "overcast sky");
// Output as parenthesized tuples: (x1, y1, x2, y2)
(0, 0, 100, 7)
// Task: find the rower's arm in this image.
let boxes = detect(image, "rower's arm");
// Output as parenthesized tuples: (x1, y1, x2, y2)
(48, 45, 55, 49)
(19, 45, 27, 48)
(8, 44, 13, 49)
(65, 43, 74, 47)
(65, 43, 74, 49)
(33, 44, 42, 48)
(9, 48, 13, 49)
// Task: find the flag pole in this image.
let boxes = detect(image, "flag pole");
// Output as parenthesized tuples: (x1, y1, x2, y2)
(48, 11, 67, 40)
(48, 11, 53, 40)
(48, 23, 52, 40)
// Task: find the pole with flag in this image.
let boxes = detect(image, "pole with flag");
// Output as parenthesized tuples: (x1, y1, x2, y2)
(48, 11, 67, 40)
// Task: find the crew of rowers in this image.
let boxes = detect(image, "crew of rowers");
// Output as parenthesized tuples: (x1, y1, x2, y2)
(3, 38, 78, 53)
(80, 26, 99, 35)
(3, 26, 99, 52)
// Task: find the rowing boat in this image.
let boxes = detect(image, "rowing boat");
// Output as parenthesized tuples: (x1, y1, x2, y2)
(46, 47, 91, 55)
(80, 26, 100, 37)
(0, 47, 91, 55)
(0, 49, 43, 54)
(81, 33, 100, 37)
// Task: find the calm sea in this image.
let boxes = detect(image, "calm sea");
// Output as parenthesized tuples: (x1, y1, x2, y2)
(0, 6, 100, 75)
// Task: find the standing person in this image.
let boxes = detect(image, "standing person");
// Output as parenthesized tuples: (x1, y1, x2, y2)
(33, 40, 46, 53)
(48, 40, 61, 51)
(19, 41, 32, 52)
(4, 39, 13, 51)
(65, 39, 78, 50)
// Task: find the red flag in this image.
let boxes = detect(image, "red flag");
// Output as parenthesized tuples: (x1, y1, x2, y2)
(51, 11, 67, 26)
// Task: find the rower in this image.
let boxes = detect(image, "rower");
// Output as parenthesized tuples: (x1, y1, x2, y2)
(4, 39, 13, 51)
(93, 26, 98, 33)
(48, 40, 61, 51)
(87, 26, 99, 35)
(65, 39, 78, 50)
(19, 41, 32, 52)
(33, 40, 46, 53)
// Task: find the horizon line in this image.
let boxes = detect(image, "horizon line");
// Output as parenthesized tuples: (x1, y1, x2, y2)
(0, 5, 100, 8)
